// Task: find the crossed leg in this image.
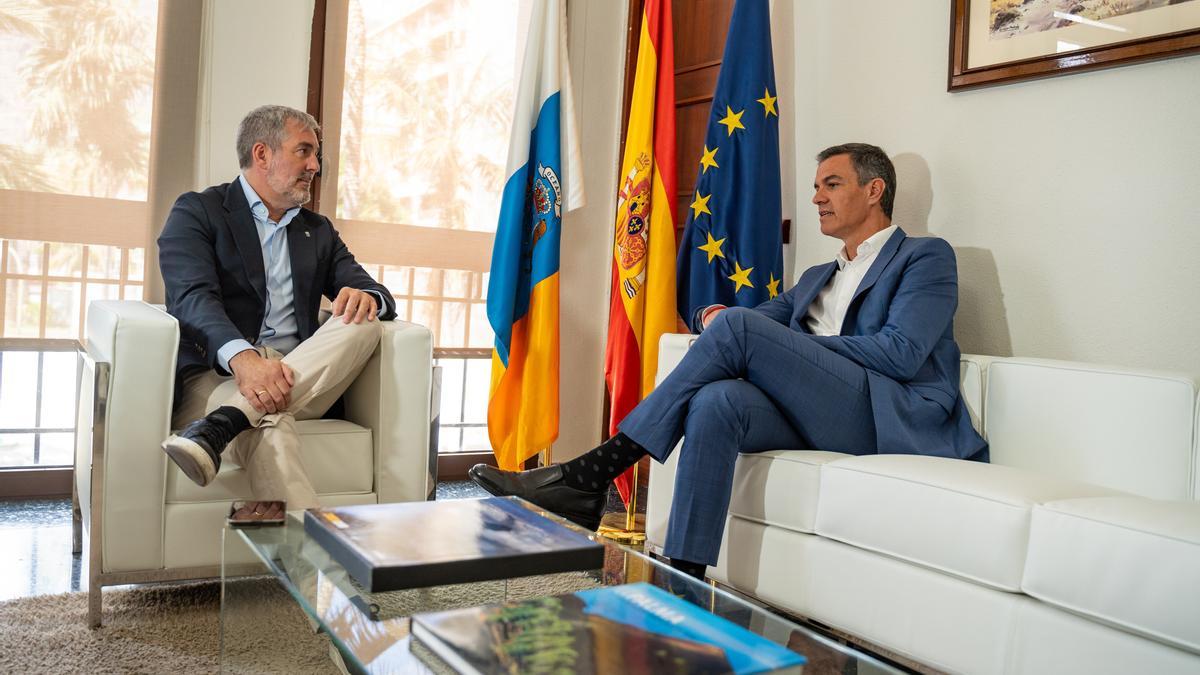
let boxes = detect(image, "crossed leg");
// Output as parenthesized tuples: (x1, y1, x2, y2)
(171, 317, 382, 508)
(619, 307, 878, 564)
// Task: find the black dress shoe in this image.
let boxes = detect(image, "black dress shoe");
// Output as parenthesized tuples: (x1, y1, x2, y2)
(160, 409, 242, 487)
(468, 464, 607, 531)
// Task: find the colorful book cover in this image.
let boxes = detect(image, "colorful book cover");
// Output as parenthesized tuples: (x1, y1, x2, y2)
(303, 497, 604, 593)
(410, 581, 806, 674)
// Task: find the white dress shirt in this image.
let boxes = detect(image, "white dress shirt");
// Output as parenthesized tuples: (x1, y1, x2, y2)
(804, 225, 898, 336)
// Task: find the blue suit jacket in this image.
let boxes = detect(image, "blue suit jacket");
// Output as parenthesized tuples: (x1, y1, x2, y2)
(157, 177, 396, 390)
(754, 228, 987, 461)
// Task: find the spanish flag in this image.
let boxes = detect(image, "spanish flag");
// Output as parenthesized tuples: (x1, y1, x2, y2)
(604, 0, 677, 505)
(487, 0, 584, 471)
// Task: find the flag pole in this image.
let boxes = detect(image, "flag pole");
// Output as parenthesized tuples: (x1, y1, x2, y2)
(625, 461, 638, 531)
(598, 0, 673, 549)
(598, 459, 645, 545)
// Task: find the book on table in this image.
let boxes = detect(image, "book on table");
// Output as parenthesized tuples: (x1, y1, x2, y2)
(303, 497, 605, 593)
(409, 581, 807, 674)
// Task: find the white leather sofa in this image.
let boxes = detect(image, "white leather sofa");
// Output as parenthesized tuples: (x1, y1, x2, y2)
(73, 300, 436, 627)
(647, 335, 1200, 674)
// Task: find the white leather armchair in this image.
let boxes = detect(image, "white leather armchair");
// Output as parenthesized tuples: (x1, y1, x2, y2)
(72, 300, 436, 627)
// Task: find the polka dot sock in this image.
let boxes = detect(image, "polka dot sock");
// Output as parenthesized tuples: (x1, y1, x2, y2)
(669, 557, 707, 581)
(558, 432, 647, 493)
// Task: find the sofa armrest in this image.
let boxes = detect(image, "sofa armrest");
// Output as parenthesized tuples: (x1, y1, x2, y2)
(645, 333, 695, 553)
(82, 300, 179, 572)
(984, 357, 1197, 499)
(344, 319, 434, 504)
(960, 354, 993, 435)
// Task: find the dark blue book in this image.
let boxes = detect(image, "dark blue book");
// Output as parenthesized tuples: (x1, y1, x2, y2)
(303, 497, 604, 593)
(410, 582, 807, 674)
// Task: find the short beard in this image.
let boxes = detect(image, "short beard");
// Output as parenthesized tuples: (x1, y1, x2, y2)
(266, 159, 312, 208)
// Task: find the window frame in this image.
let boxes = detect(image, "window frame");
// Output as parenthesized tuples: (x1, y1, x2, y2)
(0, 338, 80, 498)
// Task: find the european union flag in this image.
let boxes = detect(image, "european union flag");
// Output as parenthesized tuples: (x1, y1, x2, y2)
(676, 0, 782, 331)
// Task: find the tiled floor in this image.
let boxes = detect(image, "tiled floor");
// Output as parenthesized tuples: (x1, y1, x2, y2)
(0, 497, 84, 601)
(0, 480, 491, 603)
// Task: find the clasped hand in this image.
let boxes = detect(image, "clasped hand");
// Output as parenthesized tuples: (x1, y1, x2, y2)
(230, 288, 376, 413)
(231, 351, 294, 414)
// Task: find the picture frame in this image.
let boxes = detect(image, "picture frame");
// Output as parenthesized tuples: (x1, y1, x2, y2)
(948, 0, 1200, 91)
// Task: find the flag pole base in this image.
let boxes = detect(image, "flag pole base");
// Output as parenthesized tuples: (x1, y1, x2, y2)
(597, 512, 646, 545)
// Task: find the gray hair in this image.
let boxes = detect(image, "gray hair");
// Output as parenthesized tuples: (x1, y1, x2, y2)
(236, 105, 320, 169)
(816, 143, 897, 219)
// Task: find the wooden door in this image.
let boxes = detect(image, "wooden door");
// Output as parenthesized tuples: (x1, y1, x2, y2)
(618, 0, 734, 243)
(672, 0, 735, 236)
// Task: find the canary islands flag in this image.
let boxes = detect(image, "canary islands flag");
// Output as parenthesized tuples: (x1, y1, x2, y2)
(487, 0, 585, 471)
(677, 0, 782, 330)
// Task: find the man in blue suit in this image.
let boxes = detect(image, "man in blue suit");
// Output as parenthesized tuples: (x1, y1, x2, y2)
(471, 143, 987, 578)
(158, 105, 395, 511)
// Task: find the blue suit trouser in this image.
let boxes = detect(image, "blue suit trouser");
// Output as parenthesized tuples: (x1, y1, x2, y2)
(618, 308, 877, 565)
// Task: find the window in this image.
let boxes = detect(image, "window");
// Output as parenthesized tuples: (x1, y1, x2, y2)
(1, 240, 145, 340)
(0, 346, 76, 468)
(0, 0, 159, 470)
(333, 0, 518, 235)
(322, 0, 527, 453)
(0, 0, 159, 211)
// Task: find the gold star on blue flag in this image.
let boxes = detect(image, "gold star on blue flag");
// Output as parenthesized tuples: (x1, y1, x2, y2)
(676, 0, 783, 331)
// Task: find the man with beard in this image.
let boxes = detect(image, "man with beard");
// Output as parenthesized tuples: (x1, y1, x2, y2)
(158, 105, 395, 512)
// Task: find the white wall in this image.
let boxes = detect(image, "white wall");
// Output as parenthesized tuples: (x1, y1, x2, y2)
(789, 2, 1200, 376)
(194, 0, 314, 188)
(770, 0, 798, 283)
(556, 0, 629, 461)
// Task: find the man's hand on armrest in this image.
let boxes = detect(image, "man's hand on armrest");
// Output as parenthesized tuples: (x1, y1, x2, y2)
(331, 287, 379, 324)
(229, 350, 294, 414)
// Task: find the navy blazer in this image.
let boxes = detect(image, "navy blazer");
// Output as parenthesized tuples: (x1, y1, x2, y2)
(754, 228, 987, 461)
(157, 177, 396, 388)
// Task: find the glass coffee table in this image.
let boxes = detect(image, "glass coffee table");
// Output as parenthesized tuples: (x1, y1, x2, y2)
(221, 497, 901, 674)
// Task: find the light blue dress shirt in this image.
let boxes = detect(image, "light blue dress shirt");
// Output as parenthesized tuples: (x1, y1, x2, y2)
(217, 176, 388, 373)
(216, 177, 304, 371)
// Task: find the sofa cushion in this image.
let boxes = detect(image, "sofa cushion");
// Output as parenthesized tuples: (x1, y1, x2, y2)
(1022, 497, 1200, 654)
(727, 451, 850, 533)
(815, 455, 1124, 591)
(167, 419, 374, 503)
(984, 358, 1196, 499)
(162, 492, 377, 570)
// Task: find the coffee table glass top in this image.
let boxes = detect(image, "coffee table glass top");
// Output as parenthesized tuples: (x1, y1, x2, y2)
(221, 497, 900, 674)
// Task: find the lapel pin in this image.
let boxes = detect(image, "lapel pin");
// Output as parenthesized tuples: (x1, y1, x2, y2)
(305, 230, 311, 238)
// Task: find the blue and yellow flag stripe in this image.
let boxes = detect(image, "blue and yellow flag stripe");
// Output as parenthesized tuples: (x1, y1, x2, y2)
(486, 0, 583, 471)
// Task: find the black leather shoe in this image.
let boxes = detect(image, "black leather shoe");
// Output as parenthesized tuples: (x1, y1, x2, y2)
(468, 464, 607, 531)
(161, 410, 242, 487)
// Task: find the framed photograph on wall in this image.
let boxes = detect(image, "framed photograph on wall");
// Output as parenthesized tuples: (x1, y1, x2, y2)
(949, 0, 1200, 90)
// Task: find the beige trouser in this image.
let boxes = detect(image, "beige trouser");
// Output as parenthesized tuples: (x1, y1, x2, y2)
(172, 317, 383, 509)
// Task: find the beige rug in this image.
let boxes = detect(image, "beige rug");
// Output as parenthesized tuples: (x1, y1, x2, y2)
(0, 572, 604, 674)
(0, 579, 338, 674)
